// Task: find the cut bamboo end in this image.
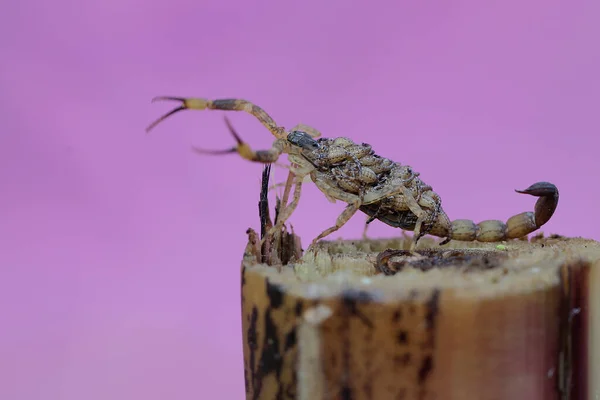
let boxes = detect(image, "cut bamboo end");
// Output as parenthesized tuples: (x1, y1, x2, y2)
(241, 234, 600, 400)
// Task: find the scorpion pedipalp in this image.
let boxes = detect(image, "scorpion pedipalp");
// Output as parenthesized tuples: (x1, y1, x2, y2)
(190, 117, 285, 164)
(147, 96, 286, 138)
(146, 97, 212, 133)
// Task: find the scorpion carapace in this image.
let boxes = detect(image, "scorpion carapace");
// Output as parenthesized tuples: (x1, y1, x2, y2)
(147, 96, 559, 251)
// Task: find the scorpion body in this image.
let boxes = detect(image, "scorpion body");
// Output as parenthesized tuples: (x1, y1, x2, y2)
(147, 96, 559, 251)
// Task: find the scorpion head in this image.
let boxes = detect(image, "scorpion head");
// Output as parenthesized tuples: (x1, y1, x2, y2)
(286, 130, 325, 169)
(287, 130, 320, 152)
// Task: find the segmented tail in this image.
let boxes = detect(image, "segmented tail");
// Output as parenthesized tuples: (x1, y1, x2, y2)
(449, 182, 559, 242)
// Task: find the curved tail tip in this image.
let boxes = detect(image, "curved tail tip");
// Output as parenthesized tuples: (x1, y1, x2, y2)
(515, 181, 559, 228)
(515, 181, 558, 197)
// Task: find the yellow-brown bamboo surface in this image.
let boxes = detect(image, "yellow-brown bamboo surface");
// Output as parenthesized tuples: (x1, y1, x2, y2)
(241, 233, 600, 400)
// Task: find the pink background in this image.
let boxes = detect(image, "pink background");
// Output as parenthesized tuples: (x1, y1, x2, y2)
(1, 0, 598, 399)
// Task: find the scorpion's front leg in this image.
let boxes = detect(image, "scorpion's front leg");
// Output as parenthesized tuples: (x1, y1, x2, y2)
(309, 200, 361, 251)
(261, 174, 304, 245)
(262, 162, 316, 246)
(308, 176, 362, 251)
(268, 173, 312, 193)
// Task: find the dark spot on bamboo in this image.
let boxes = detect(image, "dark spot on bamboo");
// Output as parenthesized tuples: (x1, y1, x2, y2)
(393, 309, 403, 322)
(418, 355, 433, 384)
(247, 307, 258, 397)
(425, 289, 440, 330)
(397, 331, 408, 344)
(266, 280, 283, 309)
(252, 308, 283, 400)
(556, 260, 587, 399)
(343, 288, 374, 302)
(284, 329, 296, 351)
(341, 289, 374, 328)
(285, 383, 296, 400)
(341, 386, 354, 400)
(295, 301, 303, 316)
(340, 293, 354, 400)
(260, 309, 281, 374)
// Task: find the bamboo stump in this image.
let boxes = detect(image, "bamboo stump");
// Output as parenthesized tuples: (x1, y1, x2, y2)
(241, 232, 600, 400)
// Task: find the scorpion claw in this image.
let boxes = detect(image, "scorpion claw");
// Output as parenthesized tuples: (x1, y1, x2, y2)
(146, 97, 211, 133)
(189, 118, 247, 156)
(223, 116, 245, 145)
(146, 105, 187, 133)
(151, 96, 186, 103)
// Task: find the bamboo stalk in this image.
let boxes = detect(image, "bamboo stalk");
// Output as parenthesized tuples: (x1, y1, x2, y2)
(241, 233, 600, 400)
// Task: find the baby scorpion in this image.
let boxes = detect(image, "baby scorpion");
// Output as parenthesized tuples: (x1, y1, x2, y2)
(146, 96, 559, 251)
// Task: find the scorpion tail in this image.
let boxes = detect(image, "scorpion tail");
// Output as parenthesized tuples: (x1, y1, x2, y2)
(448, 182, 559, 243)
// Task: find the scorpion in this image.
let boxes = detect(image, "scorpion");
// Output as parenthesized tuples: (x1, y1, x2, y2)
(146, 96, 559, 252)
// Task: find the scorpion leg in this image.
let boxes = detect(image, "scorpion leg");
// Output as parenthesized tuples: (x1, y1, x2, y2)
(309, 200, 361, 250)
(308, 176, 363, 250)
(277, 171, 296, 221)
(260, 173, 303, 247)
(359, 174, 419, 241)
(271, 178, 303, 234)
(362, 172, 417, 205)
(361, 202, 385, 240)
(398, 186, 430, 251)
(362, 215, 374, 240)
(147, 96, 286, 139)
(190, 117, 285, 164)
(262, 162, 316, 245)
(269, 174, 312, 193)
(268, 182, 288, 191)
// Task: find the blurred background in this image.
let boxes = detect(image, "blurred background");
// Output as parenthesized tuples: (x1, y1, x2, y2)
(1, 0, 598, 399)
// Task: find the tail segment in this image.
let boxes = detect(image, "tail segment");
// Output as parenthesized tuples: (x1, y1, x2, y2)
(449, 182, 559, 243)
